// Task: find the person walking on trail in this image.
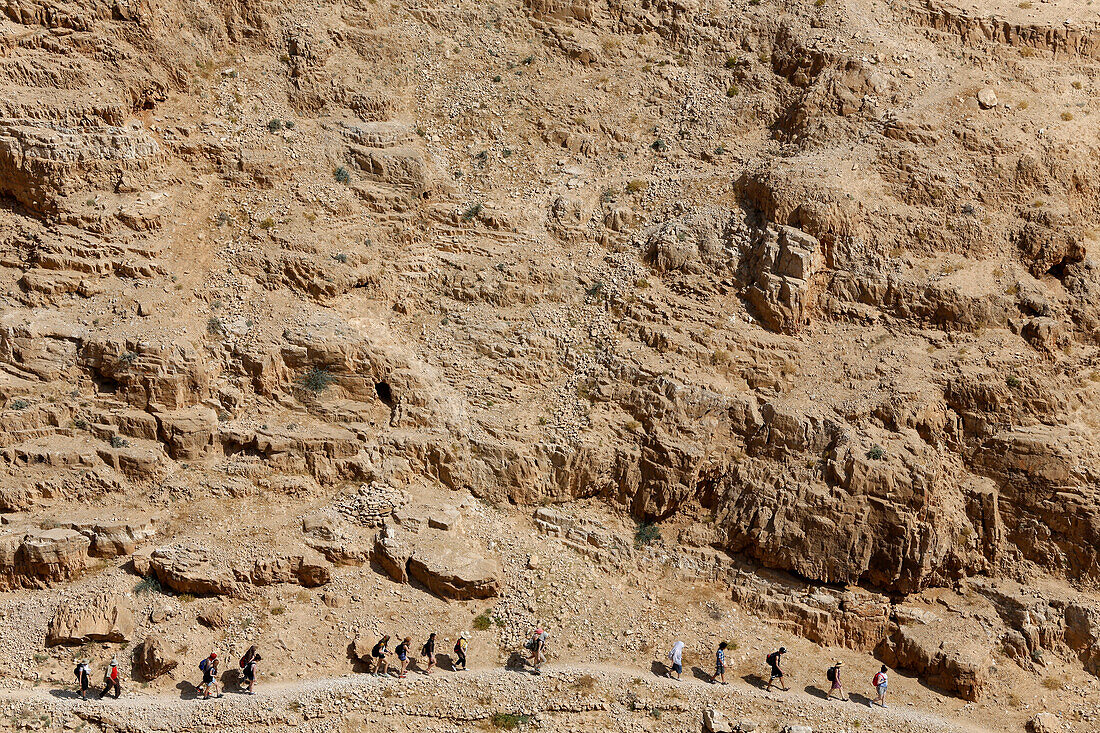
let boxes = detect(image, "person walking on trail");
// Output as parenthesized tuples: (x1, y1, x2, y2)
(421, 633, 437, 675)
(526, 628, 548, 674)
(667, 641, 684, 680)
(98, 659, 121, 700)
(371, 635, 390, 676)
(872, 665, 889, 707)
(239, 645, 257, 691)
(395, 637, 411, 679)
(453, 632, 469, 671)
(242, 653, 260, 694)
(199, 652, 221, 699)
(827, 661, 847, 701)
(74, 661, 90, 700)
(766, 647, 789, 692)
(711, 642, 729, 685)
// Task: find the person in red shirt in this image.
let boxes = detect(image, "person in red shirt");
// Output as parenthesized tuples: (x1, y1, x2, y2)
(98, 659, 121, 699)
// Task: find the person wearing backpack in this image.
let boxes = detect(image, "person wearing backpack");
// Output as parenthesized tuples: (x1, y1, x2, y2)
(98, 659, 121, 699)
(74, 661, 90, 700)
(871, 665, 888, 707)
(241, 653, 260, 694)
(395, 637, 411, 679)
(526, 628, 548, 674)
(710, 642, 729, 685)
(371, 635, 390, 676)
(826, 661, 847, 701)
(238, 646, 257, 691)
(199, 652, 220, 699)
(766, 647, 789, 692)
(421, 633, 436, 675)
(454, 632, 469, 671)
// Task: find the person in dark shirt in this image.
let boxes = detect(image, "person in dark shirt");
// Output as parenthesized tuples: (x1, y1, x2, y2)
(371, 636, 390, 676)
(242, 653, 260, 694)
(395, 637, 411, 679)
(421, 633, 437, 675)
(766, 647, 789, 692)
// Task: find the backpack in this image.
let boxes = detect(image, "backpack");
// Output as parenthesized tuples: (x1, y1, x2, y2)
(873, 672, 885, 686)
(454, 640, 462, 654)
(199, 659, 209, 673)
(766, 652, 777, 666)
(421, 643, 430, 657)
(524, 637, 536, 651)
(826, 666, 836, 682)
(74, 665, 82, 680)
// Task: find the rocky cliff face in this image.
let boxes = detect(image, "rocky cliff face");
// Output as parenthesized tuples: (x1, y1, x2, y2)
(0, 0, 1098, 716)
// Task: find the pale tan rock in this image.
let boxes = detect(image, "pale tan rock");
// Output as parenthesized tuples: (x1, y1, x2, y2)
(134, 634, 177, 680)
(46, 594, 133, 646)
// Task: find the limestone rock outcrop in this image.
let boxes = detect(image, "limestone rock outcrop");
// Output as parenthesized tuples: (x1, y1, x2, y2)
(878, 619, 989, 701)
(145, 547, 239, 597)
(72, 520, 155, 557)
(46, 595, 134, 646)
(134, 634, 177, 680)
(0, 118, 161, 215)
(0, 529, 91, 590)
(371, 517, 500, 600)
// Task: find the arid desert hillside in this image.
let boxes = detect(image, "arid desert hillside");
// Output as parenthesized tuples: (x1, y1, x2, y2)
(0, 0, 1099, 729)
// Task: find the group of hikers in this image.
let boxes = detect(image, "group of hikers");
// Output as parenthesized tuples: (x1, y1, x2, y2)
(668, 643, 890, 708)
(73, 628, 890, 709)
(364, 631, 472, 677)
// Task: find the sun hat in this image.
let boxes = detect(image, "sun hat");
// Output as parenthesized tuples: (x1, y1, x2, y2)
(460, 632, 470, 639)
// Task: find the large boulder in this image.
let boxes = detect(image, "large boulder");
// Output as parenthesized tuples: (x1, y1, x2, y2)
(372, 526, 410, 583)
(406, 529, 500, 601)
(372, 525, 500, 600)
(47, 595, 133, 646)
(134, 634, 177, 680)
(0, 529, 91, 590)
(878, 621, 988, 701)
(240, 551, 331, 588)
(148, 546, 238, 596)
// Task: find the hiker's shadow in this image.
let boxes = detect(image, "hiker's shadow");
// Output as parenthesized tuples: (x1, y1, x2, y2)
(741, 674, 768, 690)
(690, 666, 711, 682)
(505, 651, 529, 672)
(436, 652, 455, 671)
(176, 681, 202, 700)
(804, 685, 829, 700)
(850, 692, 874, 707)
(650, 661, 670, 678)
(48, 689, 82, 699)
(347, 643, 370, 673)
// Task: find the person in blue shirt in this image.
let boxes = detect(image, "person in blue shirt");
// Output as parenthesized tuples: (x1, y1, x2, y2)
(711, 642, 729, 685)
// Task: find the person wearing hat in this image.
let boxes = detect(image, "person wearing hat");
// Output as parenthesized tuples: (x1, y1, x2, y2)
(74, 660, 91, 700)
(98, 658, 121, 699)
(199, 652, 221, 699)
(766, 647, 789, 692)
(827, 661, 847, 701)
(453, 632, 469, 671)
